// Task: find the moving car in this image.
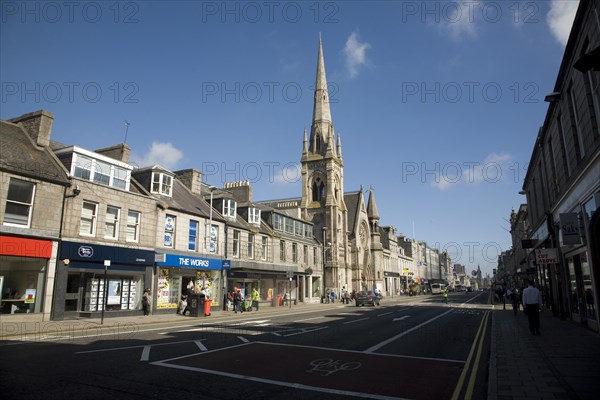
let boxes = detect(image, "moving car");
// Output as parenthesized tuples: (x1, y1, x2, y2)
(355, 290, 381, 307)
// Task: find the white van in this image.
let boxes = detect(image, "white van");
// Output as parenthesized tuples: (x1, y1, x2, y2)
(431, 283, 443, 294)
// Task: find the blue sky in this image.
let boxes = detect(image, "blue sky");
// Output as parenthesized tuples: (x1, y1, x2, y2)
(1, 1, 580, 277)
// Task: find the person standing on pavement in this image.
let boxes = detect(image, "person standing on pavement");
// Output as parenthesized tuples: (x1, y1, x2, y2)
(142, 288, 151, 316)
(442, 288, 449, 304)
(252, 287, 260, 311)
(522, 280, 542, 335)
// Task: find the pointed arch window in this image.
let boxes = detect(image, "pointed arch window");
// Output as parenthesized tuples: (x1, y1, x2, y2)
(312, 177, 326, 202)
(315, 134, 322, 152)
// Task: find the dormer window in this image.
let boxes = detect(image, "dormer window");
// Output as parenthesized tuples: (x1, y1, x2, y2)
(223, 199, 236, 218)
(152, 172, 173, 196)
(248, 207, 261, 225)
(69, 151, 131, 191)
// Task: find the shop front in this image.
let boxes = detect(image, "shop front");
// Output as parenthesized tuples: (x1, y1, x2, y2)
(155, 253, 225, 314)
(226, 270, 293, 307)
(384, 271, 400, 297)
(56, 241, 154, 319)
(0, 235, 56, 318)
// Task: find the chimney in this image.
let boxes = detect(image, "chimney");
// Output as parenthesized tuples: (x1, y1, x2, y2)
(9, 110, 54, 147)
(223, 180, 252, 203)
(174, 169, 203, 195)
(95, 144, 131, 163)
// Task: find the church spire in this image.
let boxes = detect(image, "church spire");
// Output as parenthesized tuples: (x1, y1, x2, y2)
(302, 127, 308, 155)
(337, 131, 342, 159)
(312, 34, 332, 127)
(367, 186, 380, 222)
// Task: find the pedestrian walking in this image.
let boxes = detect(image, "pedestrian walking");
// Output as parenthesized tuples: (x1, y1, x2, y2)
(442, 288, 449, 304)
(509, 288, 520, 316)
(142, 288, 151, 316)
(522, 280, 542, 335)
(252, 287, 260, 311)
(233, 290, 242, 313)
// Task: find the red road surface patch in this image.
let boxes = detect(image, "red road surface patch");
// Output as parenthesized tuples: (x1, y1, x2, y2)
(153, 342, 463, 399)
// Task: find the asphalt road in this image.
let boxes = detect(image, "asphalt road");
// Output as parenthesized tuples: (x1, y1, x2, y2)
(0, 291, 492, 400)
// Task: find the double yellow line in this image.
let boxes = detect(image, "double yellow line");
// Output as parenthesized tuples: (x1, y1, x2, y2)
(451, 310, 490, 400)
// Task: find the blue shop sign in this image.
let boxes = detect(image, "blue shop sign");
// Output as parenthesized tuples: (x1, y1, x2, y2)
(222, 260, 231, 270)
(157, 254, 223, 270)
(60, 241, 153, 265)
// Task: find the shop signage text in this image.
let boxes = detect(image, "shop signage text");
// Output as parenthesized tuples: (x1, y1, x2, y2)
(157, 254, 222, 270)
(535, 248, 558, 265)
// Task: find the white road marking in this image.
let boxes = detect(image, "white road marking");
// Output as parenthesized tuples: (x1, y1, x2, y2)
(392, 315, 411, 322)
(377, 312, 393, 317)
(140, 345, 151, 361)
(282, 326, 328, 337)
(238, 336, 249, 343)
(194, 340, 207, 351)
(343, 318, 369, 325)
(365, 295, 484, 353)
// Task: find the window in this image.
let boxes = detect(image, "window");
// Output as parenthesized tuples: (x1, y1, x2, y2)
(588, 71, 600, 134)
(104, 206, 120, 239)
(71, 152, 131, 191)
(303, 244, 308, 263)
(223, 199, 236, 218)
(189, 220, 199, 251)
(248, 233, 254, 259)
(80, 201, 98, 236)
(295, 220, 302, 236)
(164, 215, 176, 248)
(113, 166, 128, 190)
(569, 86, 585, 159)
(208, 224, 219, 253)
(292, 243, 298, 262)
(273, 214, 283, 230)
(261, 236, 268, 261)
(126, 211, 140, 242)
(313, 247, 317, 265)
(557, 115, 571, 177)
(94, 160, 111, 185)
(74, 154, 93, 180)
(3, 178, 35, 227)
(233, 230, 240, 257)
(304, 224, 313, 238)
(152, 172, 173, 196)
(249, 208, 261, 224)
(285, 217, 294, 234)
(280, 240, 286, 261)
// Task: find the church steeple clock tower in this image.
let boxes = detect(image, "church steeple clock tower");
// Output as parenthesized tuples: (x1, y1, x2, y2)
(300, 35, 348, 291)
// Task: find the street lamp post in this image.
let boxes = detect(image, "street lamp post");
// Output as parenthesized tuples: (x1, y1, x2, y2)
(101, 259, 110, 325)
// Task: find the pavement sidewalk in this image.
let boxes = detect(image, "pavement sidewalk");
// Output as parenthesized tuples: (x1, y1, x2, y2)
(488, 306, 600, 400)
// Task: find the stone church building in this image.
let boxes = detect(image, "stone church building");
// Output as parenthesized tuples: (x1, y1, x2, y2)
(260, 37, 383, 295)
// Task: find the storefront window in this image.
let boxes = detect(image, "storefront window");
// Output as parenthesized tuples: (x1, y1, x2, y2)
(0, 256, 46, 314)
(84, 275, 142, 311)
(157, 268, 180, 309)
(581, 252, 596, 320)
(567, 257, 579, 314)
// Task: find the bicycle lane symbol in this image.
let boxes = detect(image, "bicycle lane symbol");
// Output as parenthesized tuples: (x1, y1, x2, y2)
(306, 358, 362, 377)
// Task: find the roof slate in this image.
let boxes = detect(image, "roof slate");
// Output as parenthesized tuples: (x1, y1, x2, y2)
(0, 120, 69, 185)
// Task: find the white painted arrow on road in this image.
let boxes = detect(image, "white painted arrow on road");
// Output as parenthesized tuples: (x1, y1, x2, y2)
(392, 315, 411, 321)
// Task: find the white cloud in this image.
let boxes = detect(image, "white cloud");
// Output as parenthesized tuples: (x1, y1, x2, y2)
(343, 32, 371, 79)
(430, 3, 477, 42)
(131, 141, 183, 170)
(431, 153, 514, 190)
(272, 162, 301, 186)
(547, 0, 579, 46)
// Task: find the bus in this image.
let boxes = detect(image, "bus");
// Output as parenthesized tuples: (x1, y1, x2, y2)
(431, 283, 444, 294)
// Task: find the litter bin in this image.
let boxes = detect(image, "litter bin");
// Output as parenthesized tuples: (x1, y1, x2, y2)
(188, 293, 202, 317)
(203, 298, 212, 316)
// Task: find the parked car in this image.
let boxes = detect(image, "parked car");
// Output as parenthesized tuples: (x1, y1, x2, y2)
(355, 290, 381, 307)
